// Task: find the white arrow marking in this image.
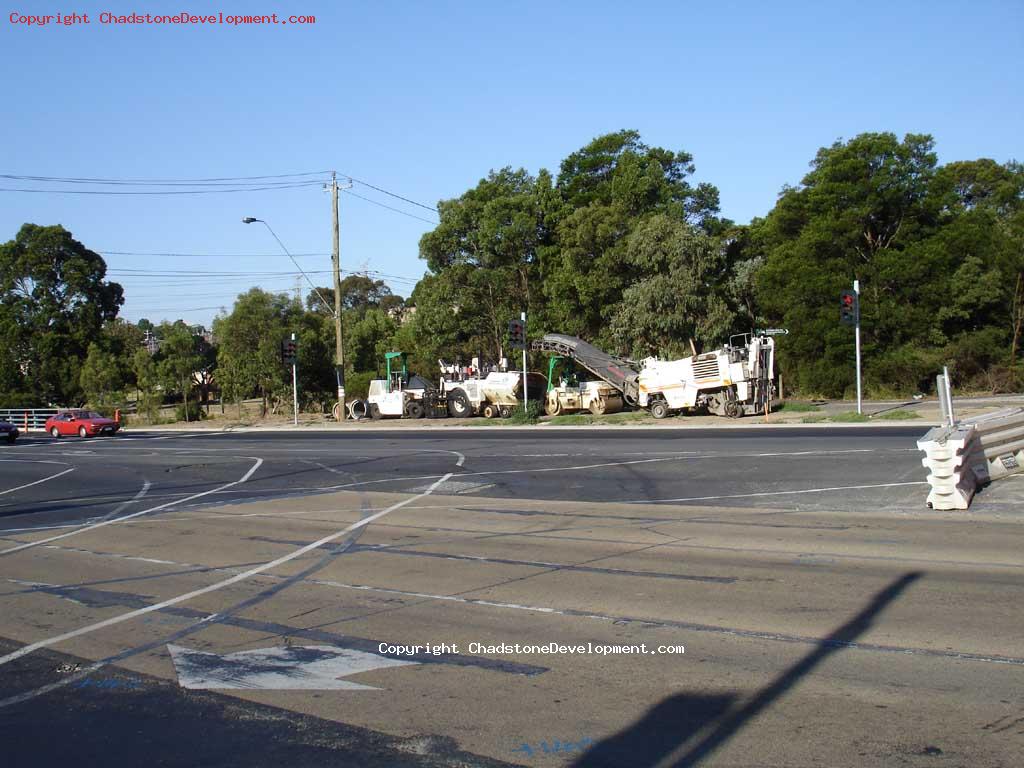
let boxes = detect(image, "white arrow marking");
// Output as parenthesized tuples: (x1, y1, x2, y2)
(168, 644, 417, 690)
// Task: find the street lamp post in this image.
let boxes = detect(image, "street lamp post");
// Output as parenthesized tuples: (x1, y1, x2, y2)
(242, 216, 343, 421)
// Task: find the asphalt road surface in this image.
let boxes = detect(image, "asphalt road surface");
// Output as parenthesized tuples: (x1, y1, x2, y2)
(0, 427, 1021, 767)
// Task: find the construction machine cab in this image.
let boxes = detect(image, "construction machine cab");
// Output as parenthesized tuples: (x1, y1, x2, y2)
(384, 351, 408, 393)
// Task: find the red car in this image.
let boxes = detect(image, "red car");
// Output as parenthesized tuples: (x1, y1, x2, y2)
(45, 410, 120, 439)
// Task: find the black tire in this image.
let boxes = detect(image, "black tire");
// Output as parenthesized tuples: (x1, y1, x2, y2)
(482, 404, 497, 418)
(369, 403, 382, 420)
(78, 426, 88, 438)
(405, 401, 425, 419)
(6, 433, 15, 444)
(447, 389, 471, 417)
(724, 400, 742, 419)
(500, 406, 513, 418)
(50, 426, 61, 439)
(650, 400, 670, 420)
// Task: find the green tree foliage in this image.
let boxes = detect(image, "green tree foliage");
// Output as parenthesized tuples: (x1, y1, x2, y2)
(755, 134, 1023, 396)
(132, 348, 162, 421)
(609, 215, 734, 358)
(417, 131, 726, 361)
(157, 322, 202, 422)
(213, 289, 338, 414)
(80, 343, 122, 406)
(0, 224, 123, 406)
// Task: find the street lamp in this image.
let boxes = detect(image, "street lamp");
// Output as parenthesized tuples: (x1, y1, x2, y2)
(242, 216, 345, 419)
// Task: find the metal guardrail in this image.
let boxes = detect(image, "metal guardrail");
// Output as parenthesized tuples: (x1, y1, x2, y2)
(0, 408, 60, 432)
(917, 403, 1024, 510)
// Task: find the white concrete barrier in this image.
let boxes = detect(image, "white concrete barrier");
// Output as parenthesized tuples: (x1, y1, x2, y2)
(960, 407, 1024, 483)
(917, 425, 978, 510)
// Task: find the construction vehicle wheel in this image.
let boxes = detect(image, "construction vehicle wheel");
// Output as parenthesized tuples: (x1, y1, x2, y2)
(650, 400, 670, 420)
(482, 404, 497, 418)
(447, 389, 471, 417)
(500, 406, 513, 418)
(405, 401, 425, 419)
(724, 400, 742, 419)
(545, 398, 562, 416)
(589, 397, 607, 416)
(369, 403, 382, 420)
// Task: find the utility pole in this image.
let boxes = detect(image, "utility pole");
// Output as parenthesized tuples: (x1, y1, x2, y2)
(331, 172, 346, 418)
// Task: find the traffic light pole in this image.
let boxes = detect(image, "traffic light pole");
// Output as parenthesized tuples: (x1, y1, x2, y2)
(521, 311, 528, 411)
(854, 279, 862, 415)
(291, 332, 299, 427)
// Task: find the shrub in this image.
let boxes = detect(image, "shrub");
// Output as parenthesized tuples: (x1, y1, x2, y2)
(175, 401, 205, 422)
(507, 401, 543, 425)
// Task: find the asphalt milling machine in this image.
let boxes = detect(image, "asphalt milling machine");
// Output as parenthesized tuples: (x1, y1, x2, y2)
(531, 333, 777, 419)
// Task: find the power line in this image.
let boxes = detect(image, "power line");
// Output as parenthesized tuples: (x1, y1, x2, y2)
(339, 174, 439, 213)
(0, 181, 322, 195)
(343, 189, 439, 225)
(0, 171, 330, 185)
(101, 250, 331, 258)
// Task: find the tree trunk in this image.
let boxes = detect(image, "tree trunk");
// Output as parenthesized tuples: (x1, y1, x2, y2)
(183, 385, 189, 423)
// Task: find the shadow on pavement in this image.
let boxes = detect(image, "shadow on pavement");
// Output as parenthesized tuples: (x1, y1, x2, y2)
(572, 571, 923, 767)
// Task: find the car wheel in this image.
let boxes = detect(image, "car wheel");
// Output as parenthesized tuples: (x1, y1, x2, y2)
(6, 434, 15, 444)
(447, 389, 471, 417)
(650, 400, 670, 420)
(51, 426, 61, 439)
(78, 426, 88, 438)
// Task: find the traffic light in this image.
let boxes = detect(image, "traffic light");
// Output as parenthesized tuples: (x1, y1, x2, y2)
(508, 318, 526, 350)
(281, 337, 298, 365)
(840, 290, 858, 326)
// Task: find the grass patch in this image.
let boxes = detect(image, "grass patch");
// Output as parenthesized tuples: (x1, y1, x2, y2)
(777, 401, 821, 412)
(800, 414, 829, 423)
(547, 410, 649, 426)
(831, 411, 871, 423)
(546, 414, 592, 426)
(874, 409, 922, 420)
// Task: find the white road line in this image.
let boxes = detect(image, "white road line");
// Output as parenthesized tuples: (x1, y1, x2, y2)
(0, 468, 75, 497)
(625, 481, 929, 504)
(0, 459, 262, 556)
(0, 471, 453, 668)
(318, 448, 880, 492)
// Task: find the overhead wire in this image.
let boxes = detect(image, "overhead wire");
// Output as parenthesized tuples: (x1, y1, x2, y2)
(343, 188, 439, 225)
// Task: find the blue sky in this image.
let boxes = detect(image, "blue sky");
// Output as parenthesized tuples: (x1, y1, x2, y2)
(3, 0, 1021, 327)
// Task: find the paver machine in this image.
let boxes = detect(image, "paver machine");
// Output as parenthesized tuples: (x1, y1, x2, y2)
(439, 358, 545, 418)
